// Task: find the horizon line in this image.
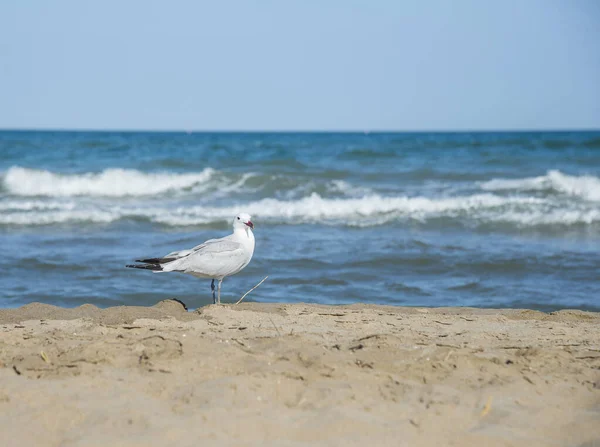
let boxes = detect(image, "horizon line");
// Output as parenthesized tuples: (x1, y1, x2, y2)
(1, 127, 599, 134)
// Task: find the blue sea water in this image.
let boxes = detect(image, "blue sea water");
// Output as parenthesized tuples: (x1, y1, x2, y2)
(1, 130, 599, 311)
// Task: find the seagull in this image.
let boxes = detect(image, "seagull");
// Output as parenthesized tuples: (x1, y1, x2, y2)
(126, 213, 255, 304)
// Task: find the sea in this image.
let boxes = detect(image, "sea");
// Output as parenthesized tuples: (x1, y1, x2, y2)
(1, 131, 599, 312)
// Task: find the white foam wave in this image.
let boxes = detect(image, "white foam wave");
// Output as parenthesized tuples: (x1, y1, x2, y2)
(0, 200, 76, 212)
(2, 166, 216, 197)
(2, 192, 588, 228)
(0, 167, 368, 200)
(493, 208, 600, 226)
(0, 210, 118, 225)
(327, 180, 373, 197)
(225, 193, 544, 222)
(481, 170, 600, 201)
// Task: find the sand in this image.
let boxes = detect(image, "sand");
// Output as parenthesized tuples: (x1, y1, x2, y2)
(0, 301, 599, 447)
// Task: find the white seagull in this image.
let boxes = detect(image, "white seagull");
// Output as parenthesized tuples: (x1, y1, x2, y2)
(126, 213, 255, 304)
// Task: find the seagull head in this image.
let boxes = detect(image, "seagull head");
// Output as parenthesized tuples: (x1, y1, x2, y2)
(234, 213, 254, 230)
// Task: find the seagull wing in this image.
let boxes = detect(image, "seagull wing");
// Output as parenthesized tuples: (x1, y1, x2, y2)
(161, 237, 248, 278)
(135, 238, 223, 264)
(162, 238, 221, 260)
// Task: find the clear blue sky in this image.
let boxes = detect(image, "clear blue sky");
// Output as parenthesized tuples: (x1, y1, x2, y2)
(1, 1, 599, 131)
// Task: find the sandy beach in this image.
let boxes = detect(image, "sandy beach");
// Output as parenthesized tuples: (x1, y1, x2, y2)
(0, 301, 599, 447)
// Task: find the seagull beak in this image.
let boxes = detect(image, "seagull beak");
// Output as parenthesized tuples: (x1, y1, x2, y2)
(245, 220, 254, 229)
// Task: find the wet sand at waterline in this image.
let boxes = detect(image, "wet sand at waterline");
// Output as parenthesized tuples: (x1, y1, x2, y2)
(0, 301, 599, 447)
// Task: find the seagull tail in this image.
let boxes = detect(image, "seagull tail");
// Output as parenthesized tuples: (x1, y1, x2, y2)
(126, 263, 163, 271)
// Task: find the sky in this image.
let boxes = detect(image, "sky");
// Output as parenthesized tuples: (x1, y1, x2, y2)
(1, 0, 599, 131)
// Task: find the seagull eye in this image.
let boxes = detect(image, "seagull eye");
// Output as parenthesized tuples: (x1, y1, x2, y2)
(237, 217, 240, 220)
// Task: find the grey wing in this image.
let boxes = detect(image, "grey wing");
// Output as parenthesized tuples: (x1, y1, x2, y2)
(162, 238, 221, 260)
(161, 239, 247, 277)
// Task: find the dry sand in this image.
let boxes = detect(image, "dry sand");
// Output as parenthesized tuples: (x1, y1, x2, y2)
(0, 300, 599, 447)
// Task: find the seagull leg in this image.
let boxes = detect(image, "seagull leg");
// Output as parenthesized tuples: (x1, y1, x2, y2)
(217, 279, 223, 304)
(211, 279, 216, 304)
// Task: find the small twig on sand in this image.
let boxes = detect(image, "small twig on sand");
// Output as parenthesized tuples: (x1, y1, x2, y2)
(480, 396, 493, 417)
(40, 351, 50, 364)
(268, 316, 281, 337)
(235, 276, 269, 305)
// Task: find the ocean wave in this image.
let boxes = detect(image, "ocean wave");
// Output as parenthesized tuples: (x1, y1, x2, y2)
(0, 200, 76, 211)
(327, 180, 373, 196)
(481, 170, 600, 201)
(0, 209, 119, 225)
(2, 166, 216, 197)
(2, 192, 597, 228)
(0, 166, 369, 199)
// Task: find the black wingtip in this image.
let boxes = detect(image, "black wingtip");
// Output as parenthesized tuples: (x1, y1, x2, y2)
(126, 264, 162, 271)
(135, 257, 176, 264)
